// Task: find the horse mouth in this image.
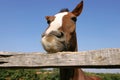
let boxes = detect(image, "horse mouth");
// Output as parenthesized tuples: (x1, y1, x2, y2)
(41, 34, 67, 53)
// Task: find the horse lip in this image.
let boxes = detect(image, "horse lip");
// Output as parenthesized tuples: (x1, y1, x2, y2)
(41, 34, 68, 52)
(41, 33, 46, 38)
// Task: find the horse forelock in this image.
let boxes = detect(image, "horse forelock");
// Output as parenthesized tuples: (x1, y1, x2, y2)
(59, 8, 69, 13)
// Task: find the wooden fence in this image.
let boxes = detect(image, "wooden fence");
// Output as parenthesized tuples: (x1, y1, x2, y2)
(0, 48, 120, 68)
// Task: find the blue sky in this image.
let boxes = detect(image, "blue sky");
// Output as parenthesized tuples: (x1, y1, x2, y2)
(0, 0, 120, 73)
(0, 0, 120, 52)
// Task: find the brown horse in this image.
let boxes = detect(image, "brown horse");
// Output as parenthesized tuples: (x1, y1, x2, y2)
(41, 1, 102, 80)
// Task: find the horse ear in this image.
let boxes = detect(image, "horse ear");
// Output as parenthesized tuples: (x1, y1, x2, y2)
(72, 1, 83, 16)
(45, 16, 55, 24)
(45, 16, 50, 20)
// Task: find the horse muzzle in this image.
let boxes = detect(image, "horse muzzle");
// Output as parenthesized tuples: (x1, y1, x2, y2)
(41, 31, 67, 53)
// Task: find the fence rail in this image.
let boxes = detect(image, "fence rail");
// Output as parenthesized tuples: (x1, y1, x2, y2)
(0, 48, 120, 68)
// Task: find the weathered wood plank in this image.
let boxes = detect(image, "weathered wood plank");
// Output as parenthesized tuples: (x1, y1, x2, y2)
(0, 48, 120, 68)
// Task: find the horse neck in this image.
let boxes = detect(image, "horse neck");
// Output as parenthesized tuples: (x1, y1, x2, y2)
(69, 31, 78, 51)
(72, 32, 87, 80)
(73, 49, 87, 80)
(73, 68, 87, 80)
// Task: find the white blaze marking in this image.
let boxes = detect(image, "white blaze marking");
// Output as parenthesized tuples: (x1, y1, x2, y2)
(45, 12, 68, 34)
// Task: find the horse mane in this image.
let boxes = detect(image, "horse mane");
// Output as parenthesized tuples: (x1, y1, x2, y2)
(59, 8, 69, 13)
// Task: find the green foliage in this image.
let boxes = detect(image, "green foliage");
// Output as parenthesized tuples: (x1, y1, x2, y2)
(85, 72, 120, 80)
(0, 69, 59, 80)
(0, 69, 120, 80)
(99, 73, 120, 80)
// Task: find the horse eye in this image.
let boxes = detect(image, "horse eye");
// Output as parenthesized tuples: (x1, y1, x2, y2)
(47, 20, 51, 24)
(71, 17, 77, 22)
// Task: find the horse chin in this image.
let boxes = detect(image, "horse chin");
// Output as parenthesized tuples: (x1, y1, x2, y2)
(41, 35, 66, 53)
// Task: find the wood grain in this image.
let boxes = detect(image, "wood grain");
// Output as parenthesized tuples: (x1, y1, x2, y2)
(0, 48, 120, 68)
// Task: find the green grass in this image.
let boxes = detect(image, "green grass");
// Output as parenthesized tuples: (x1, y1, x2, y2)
(0, 69, 119, 80)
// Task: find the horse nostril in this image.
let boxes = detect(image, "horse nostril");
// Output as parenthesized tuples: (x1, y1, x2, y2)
(49, 31, 64, 38)
(42, 33, 45, 37)
(56, 32, 64, 38)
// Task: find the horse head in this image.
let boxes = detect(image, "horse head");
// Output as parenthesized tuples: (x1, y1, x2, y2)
(41, 1, 83, 53)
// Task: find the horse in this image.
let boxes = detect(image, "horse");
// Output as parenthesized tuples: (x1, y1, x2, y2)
(41, 1, 102, 80)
